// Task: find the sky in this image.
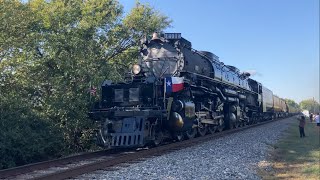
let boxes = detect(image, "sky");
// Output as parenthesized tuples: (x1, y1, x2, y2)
(120, 0, 319, 103)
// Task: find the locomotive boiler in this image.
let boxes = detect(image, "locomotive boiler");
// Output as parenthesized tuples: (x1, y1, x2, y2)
(89, 32, 290, 148)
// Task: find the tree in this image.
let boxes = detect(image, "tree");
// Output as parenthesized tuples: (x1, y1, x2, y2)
(299, 99, 320, 114)
(0, 94, 64, 169)
(1, 0, 171, 168)
(284, 99, 300, 113)
(24, 0, 171, 151)
(0, 0, 65, 169)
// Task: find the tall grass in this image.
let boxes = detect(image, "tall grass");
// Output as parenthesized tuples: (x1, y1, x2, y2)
(259, 117, 320, 180)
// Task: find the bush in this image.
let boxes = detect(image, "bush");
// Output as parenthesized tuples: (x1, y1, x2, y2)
(0, 97, 64, 169)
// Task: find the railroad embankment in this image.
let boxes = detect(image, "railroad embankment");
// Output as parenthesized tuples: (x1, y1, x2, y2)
(259, 118, 320, 179)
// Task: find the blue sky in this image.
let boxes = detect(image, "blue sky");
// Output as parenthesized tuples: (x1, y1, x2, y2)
(120, 0, 319, 103)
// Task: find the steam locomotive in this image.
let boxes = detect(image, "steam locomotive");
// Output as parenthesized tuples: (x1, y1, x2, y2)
(89, 32, 291, 148)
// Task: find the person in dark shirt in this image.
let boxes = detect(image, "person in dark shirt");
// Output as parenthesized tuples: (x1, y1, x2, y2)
(299, 116, 306, 138)
(309, 113, 313, 122)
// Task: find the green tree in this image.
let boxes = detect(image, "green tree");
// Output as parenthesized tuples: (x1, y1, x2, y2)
(0, 0, 65, 169)
(1, 0, 171, 168)
(0, 94, 64, 169)
(285, 98, 300, 113)
(299, 99, 320, 114)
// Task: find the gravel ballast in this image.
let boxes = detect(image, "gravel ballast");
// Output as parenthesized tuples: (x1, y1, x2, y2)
(78, 117, 295, 180)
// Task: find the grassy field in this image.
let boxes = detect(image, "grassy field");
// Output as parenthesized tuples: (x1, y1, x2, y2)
(259, 116, 320, 180)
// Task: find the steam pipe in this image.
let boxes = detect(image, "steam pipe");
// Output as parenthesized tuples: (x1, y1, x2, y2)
(215, 87, 226, 101)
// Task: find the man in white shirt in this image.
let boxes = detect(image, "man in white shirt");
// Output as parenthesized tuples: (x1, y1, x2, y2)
(315, 113, 320, 126)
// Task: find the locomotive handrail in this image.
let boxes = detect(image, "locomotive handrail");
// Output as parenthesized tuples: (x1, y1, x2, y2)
(91, 107, 164, 111)
(182, 44, 220, 64)
(185, 71, 257, 95)
(143, 57, 179, 62)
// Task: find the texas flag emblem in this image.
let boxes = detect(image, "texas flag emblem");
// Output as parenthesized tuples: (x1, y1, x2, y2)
(165, 77, 184, 93)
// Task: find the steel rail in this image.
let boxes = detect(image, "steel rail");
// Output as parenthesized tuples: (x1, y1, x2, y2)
(0, 150, 117, 179)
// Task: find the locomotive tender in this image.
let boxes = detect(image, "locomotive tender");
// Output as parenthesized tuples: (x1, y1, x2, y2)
(89, 32, 289, 148)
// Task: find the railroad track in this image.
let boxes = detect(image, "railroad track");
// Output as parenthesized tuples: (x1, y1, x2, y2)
(0, 149, 127, 180)
(0, 116, 293, 180)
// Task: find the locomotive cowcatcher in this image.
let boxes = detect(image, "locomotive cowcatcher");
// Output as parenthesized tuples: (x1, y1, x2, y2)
(88, 32, 289, 148)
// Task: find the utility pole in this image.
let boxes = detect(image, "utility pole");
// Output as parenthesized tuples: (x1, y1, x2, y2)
(313, 97, 315, 113)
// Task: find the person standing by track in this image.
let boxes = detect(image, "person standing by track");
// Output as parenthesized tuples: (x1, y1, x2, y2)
(309, 113, 313, 122)
(298, 116, 306, 138)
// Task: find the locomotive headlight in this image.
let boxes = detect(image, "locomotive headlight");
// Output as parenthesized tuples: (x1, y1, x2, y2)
(132, 64, 141, 75)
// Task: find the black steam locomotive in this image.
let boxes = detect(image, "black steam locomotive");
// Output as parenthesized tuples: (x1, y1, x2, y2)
(89, 33, 290, 148)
